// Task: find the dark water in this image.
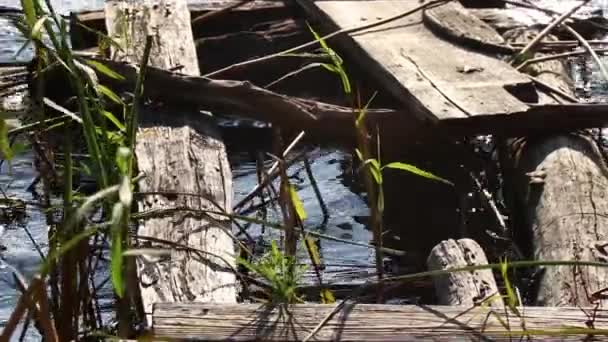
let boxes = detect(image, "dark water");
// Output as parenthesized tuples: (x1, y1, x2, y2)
(0, 1, 376, 339)
(1, 0, 608, 340)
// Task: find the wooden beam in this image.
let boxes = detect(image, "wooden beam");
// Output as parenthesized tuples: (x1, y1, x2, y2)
(152, 303, 608, 341)
(104, 0, 237, 327)
(83, 58, 608, 138)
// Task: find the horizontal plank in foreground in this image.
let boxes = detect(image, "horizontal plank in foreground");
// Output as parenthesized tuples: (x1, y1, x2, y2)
(152, 303, 608, 341)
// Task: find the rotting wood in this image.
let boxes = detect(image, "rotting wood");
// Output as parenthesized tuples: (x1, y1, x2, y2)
(84, 58, 608, 139)
(494, 22, 608, 307)
(151, 303, 608, 341)
(295, 0, 533, 123)
(469, 7, 608, 37)
(422, 1, 515, 54)
(104, 0, 237, 324)
(501, 133, 608, 307)
(427, 239, 500, 308)
(70, 1, 290, 50)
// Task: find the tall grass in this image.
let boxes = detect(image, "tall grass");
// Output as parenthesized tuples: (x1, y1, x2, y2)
(1, 0, 150, 339)
(307, 24, 452, 301)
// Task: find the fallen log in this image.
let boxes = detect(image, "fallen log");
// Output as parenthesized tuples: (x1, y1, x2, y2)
(104, 0, 237, 326)
(427, 239, 500, 308)
(495, 21, 608, 307)
(151, 303, 608, 341)
(88, 58, 400, 142)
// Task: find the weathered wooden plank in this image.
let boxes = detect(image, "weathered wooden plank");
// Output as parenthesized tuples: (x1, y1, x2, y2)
(296, 0, 532, 123)
(152, 303, 608, 341)
(104, 0, 237, 325)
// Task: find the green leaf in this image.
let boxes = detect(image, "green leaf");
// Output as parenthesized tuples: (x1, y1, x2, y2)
(355, 149, 363, 162)
(355, 92, 377, 128)
(320, 288, 335, 304)
(338, 70, 351, 95)
(80, 161, 92, 176)
(370, 166, 382, 185)
(382, 162, 453, 186)
(304, 235, 321, 266)
(115, 146, 130, 175)
(118, 176, 132, 207)
(500, 258, 520, 316)
(86, 60, 125, 80)
(21, 0, 37, 29)
(289, 185, 307, 221)
(0, 119, 14, 161)
(102, 110, 126, 132)
(31, 16, 48, 41)
(320, 63, 339, 74)
(377, 186, 384, 214)
(307, 23, 330, 52)
(362, 159, 382, 185)
(96, 84, 124, 105)
(110, 203, 125, 298)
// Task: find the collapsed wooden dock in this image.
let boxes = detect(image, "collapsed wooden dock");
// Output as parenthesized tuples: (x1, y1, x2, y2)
(65, 0, 608, 137)
(4, 0, 608, 340)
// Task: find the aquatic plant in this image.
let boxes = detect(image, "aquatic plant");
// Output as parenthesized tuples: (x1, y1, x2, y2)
(238, 240, 306, 304)
(0, 0, 150, 339)
(307, 24, 453, 301)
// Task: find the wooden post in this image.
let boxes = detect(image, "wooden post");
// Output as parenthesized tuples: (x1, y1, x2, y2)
(427, 239, 500, 307)
(104, 0, 237, 325)
(498, 25, 608, 306)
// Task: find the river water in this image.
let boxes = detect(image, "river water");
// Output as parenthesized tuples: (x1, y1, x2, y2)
(0, 0, 378, 339)
(1, 0, 608, 340)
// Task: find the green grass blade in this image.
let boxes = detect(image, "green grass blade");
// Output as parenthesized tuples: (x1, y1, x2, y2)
(382, 162, 453, 186)
(0, 119, 14, 161)
(96, 84, 124, 105)
(289, 185, 307, 221)
(110, 203, 125, 297)
(20, 0, 37, 29)
(86, 59, 125, 80)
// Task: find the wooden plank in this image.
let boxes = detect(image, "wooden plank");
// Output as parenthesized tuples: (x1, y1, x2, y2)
(152, 303, 608, 341)
(296, 0, 532, 123)
(105, 0, 237, 326)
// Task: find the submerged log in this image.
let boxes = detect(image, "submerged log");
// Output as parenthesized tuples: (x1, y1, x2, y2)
(104, 0, 237, 323)
(497, 24, 608, 306)
(427, 239, 500, 308)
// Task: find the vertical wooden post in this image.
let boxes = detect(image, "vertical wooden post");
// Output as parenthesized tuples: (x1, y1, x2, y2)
(427, 239, 501, 307)
(500, 27, 608, 307)
(104, 0, 237, 327)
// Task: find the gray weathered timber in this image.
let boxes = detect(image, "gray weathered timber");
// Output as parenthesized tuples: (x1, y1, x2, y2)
(427, 239, 500, 308)
(152, 303, 608, 341)
(502, 133, 608, 307)
(76, 0, 286, 23)
(105, 0, 236, 323)
(422, 1, 515, 54)
(295, 0, 532, 122)
(498, 24, 608, 307)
